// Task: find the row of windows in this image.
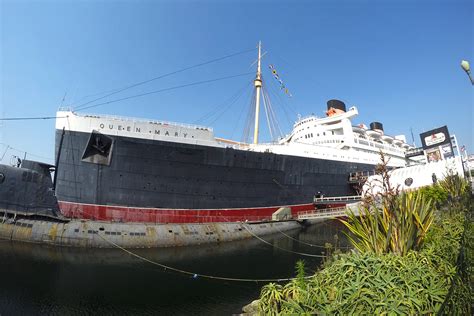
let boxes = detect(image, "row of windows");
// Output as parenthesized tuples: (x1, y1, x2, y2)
(296, 130, 336, 140)
(353, 138, 403, 154)
(295, 130, 338, 142)
(313, 139, 342, 145)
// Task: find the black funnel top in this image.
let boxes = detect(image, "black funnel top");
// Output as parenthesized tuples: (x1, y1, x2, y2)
(370, 122, 384, 131)
(326, 99, 346, 112)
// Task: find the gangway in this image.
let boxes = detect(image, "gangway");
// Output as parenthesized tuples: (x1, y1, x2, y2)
(313, 195, 362, 204)
(297, 202, 360, 221)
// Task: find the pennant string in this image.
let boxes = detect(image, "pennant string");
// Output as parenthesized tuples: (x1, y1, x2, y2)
(268, 64, 291, 97)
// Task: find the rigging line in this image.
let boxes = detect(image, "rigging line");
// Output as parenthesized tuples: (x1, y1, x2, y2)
(208, 85, 249, 126)
(241, 224, 326, 258)
(206, 81, 252, 126)
(242, 90, 254, 143)
(268, 52, 294, 69)
(194, 81, 252, 125)
(264, 85, 283, 137)
(267, 75, 297, 116)
(245, 90, 257, 143)
(266, 84, 294, 128)
(0, 143, 54, 161)
(75, 72, 254, 112)
(230, 86, 253, 140)
(261, 87, 274, 140)
(263, 80, 280, 141)
(73, 48, 255, 110)
(73, 87, 126, 104)
(0, 116, 68, 121)
(96, 231, 314, 283)
(194, 83, 246, 124)
(242, 89, 256, 143)
(261, 85, 274, 141)
(261, 85, 279, 140)
(1, 145, 9, 161)
(269, 99, 282, 138)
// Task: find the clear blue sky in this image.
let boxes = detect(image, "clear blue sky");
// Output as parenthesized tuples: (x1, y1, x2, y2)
(1, 0, 473, 165)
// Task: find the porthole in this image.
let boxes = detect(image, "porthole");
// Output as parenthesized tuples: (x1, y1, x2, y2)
(404, 177, 413, 187)
(0, 172, 4, 184)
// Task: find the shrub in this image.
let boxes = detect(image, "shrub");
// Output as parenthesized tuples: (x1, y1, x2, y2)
(435, 204, 473, 315)
(416, 184, 448, 206)
(259, 282, 284, 315)
(438, 173, 469, 210)
(258, 252, 455, 315)
(257, 207, 468, 315)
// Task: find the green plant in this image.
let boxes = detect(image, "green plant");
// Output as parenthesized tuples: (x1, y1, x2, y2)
(435, 203, 473, 315)
(259, 282, 284, 315)
(255, 198, 470, 315)
(416, 184, 448, 206)
(282, 260, 306, 301)
(422, 212, 464, 265)
(341, 190, 434, 256)
(261, 252, 454, 315)
(438, 173, 469, 210)
(341, 152, 437, 256)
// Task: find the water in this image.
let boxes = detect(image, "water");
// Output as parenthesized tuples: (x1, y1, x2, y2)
(0, 220, 349, 315)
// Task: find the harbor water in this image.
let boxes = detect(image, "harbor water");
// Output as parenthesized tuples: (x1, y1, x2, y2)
(0, 220, 349, 315)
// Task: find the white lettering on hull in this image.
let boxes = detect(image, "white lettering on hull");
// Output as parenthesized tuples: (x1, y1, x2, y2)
(95, 121, 195, 139)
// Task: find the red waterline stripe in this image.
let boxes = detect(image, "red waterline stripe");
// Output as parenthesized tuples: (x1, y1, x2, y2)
(58, 201, 316, 224)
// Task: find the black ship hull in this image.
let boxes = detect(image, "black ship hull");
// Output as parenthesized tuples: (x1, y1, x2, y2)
(55, 129, 374, 223)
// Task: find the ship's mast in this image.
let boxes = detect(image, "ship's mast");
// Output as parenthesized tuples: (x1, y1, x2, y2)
(253, 41, 263, 144)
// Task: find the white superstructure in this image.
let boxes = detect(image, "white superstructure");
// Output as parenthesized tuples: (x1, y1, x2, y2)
(250, 104, 415, 167)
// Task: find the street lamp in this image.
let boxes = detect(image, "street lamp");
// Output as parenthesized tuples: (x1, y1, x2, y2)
(460, 60, 474, 85)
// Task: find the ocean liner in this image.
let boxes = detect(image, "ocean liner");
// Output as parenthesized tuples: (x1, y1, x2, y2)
(54, 43, 416, 224)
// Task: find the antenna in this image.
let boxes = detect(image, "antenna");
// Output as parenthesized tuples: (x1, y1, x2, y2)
(410, 127, 416, 146)
(61, 92, 67, 107)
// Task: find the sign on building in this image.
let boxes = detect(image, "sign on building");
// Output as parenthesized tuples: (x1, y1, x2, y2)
(419, 126, 453, 162)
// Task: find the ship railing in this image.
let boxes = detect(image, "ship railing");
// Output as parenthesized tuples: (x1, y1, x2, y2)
(353, 137, 407, 155)
(293, 114, 318, 126)
(313, 195, 362, 203)
(297, 207, 349, 220)
(58, 110, 213, 132)
(405, 147, 424, 158)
